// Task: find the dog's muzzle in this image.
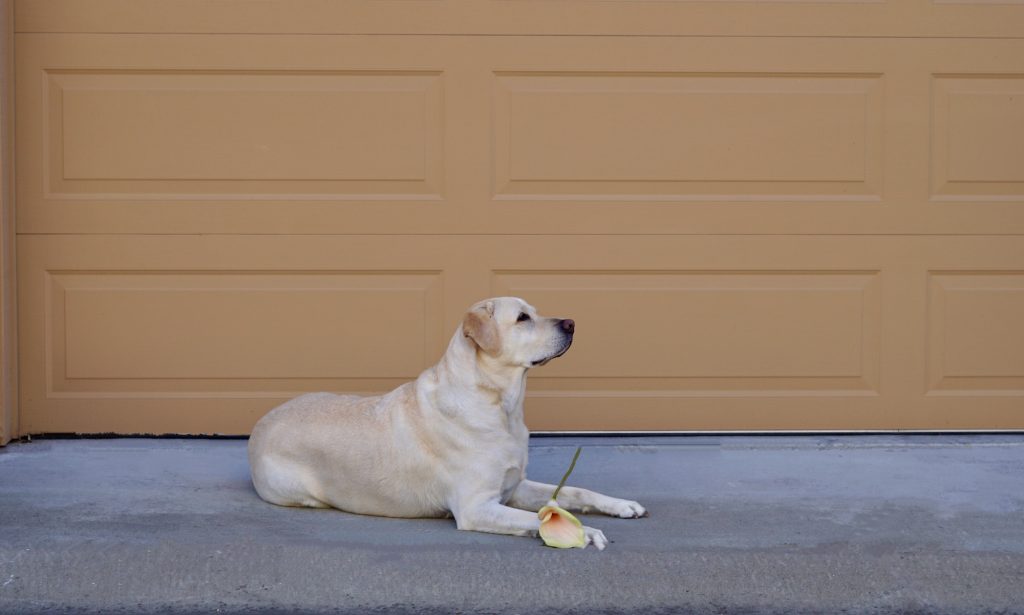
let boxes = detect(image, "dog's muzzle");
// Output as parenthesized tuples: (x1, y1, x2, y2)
(531, 319, 575, 367)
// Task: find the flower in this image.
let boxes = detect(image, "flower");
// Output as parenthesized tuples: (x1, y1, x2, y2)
(538, 499, 585, 548)
(537, 446, 586, 549)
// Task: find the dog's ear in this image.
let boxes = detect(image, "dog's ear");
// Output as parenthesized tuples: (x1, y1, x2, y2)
(463, 304, 500, 356)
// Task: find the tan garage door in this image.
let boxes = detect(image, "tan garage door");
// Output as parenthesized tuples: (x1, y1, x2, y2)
(14, 1, 1024, 435)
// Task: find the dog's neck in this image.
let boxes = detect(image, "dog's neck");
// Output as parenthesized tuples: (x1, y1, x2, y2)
(473, 353, 528, 416)
(427, 329, 529, 433)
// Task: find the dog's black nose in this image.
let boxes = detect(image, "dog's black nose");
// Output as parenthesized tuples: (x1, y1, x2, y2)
(559, 319, 575, 334)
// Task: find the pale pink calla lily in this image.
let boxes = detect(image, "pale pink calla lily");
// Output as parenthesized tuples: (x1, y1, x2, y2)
(538, 500, 585, 548)
(537, 446, 587, 549)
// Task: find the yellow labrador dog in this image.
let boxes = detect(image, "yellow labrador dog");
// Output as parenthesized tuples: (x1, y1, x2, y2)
(248, 297, 646, 549)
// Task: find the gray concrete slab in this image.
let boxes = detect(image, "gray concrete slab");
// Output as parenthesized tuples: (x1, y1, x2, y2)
(1, 435, 1023, 614)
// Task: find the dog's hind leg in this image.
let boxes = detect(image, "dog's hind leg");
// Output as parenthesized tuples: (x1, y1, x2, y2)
(250, 456, 330, 509)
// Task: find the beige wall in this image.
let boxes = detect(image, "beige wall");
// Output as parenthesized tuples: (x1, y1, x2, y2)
(12, 1, 1024, 434)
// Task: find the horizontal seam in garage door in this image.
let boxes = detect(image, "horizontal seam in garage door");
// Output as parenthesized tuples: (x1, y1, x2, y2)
(12, 32, 1024, 40)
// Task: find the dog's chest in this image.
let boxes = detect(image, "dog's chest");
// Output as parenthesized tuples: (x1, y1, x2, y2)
(497, 446, 528, 503)
(499, 466, 522, 502)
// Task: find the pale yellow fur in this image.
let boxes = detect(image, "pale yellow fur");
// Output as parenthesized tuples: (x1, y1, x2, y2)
(248, 297, 646, 549)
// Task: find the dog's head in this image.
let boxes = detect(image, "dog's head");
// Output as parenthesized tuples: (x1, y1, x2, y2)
(461, 297, 574, 369)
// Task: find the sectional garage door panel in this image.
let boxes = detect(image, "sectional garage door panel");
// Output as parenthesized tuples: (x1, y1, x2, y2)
(14, 0, 1024, 38)
(17, 235, 1024, 434)
(16, 35, 468, 236)
(16, 235, 474, 434)
(16, 34, 1024, 236)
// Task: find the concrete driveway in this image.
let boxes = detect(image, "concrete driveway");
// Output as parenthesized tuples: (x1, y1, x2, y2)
(1, 435, 1022, 614)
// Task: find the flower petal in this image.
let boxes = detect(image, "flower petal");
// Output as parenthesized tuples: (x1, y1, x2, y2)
(538, 503, 585, 549)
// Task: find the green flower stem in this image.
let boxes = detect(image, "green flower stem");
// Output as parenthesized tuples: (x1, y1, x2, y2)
(551, 446, 582, 502)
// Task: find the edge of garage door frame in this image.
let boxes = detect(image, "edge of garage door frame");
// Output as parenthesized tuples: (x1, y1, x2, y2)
(1, 0, 17, 446)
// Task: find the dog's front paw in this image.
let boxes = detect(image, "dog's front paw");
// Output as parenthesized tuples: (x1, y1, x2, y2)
(605, 499, 648, 519)
(583, 526, 608, 550)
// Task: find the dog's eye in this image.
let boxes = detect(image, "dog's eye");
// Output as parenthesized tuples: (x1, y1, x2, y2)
(516, 312, 531, 323)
